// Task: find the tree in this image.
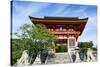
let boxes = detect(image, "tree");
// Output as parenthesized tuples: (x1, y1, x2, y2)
(30, 23, 57, 64)
(78, 41, 94, 61)
(12, 23, 57, 65)
(78, 41, 93, 49)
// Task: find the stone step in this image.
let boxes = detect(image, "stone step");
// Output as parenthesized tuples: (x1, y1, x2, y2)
(46, 52, 72, 64)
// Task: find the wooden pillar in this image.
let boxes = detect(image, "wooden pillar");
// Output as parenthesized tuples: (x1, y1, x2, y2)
(67, 34, 70, 52)
(67, 38, 69, 51)
(74, 38, 77, 48)
(74, 32, 79, 48)
(73, 37, 76, 48)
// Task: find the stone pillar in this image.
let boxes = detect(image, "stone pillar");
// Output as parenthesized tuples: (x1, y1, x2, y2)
(87, 48, 96, 62)
(67, 37, 74, 62)
(17, 50, 29, 65)
(34, 54, 41, 64)
(75, 48, 81, 62)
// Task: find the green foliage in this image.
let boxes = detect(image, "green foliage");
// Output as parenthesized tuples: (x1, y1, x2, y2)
(12, 23, 57, 65)
(56, 45, 67, 52)
(78, 41, 93, 49)
(12, 49, 22, 65)
(12, 39, 22, 65)
(31, 23, 57, 42)
(78, 41, 94, 58)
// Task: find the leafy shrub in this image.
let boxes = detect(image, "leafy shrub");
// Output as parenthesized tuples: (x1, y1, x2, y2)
(56, 45, 67, 52)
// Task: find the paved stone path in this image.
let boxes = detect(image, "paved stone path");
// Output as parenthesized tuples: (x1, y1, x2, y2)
(46, 52, 72, 64)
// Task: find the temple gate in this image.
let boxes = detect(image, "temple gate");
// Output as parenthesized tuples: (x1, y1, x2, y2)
(29, 16, 88, 52)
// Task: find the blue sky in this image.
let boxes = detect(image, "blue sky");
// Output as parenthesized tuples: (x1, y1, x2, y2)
(12, 1, 97, 47)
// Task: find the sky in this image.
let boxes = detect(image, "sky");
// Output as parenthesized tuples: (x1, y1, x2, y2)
(12, 1, 97, 47)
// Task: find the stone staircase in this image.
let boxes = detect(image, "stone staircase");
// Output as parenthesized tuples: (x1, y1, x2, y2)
(46, 52, 72, 64)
